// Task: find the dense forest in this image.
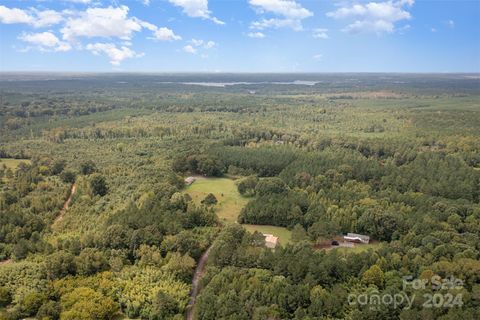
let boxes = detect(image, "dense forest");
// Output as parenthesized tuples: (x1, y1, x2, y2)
(0, 73, 479, 320)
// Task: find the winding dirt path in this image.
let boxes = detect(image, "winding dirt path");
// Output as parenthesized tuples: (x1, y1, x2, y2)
(186, 245, 213, 320)
(52, 183, 76, 228)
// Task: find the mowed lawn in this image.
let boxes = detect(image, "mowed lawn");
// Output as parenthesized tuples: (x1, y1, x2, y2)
(333, 241, 383, 255)
(243, 224, 292, 245)
(186, 177, 248, 223)
(185, 176, 292, 246)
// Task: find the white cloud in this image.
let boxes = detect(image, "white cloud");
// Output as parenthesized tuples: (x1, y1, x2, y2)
(250, 0, 312, 19)
(248, 31, 265, 38)
(210, 17, 225, 25)
(86, 42, 142, 65)
(33, 9, 64, 27)
(327, 0, 414, 34)
(19, 31, 71, 52)
(313, 28, 328, 39)
(313, 53, 322, 60)
(153, 27, 181, 41)
(0, 5, 63, 28)
(184, 38, 216, 54)
(0, 5, 33, 25)
(249, 0, 312, 31)
(183, 44, 197, 54)
(1, 4, 184, 66)
(344, 19, 395, 33)
(446, 19, 454, 28)
(431, 27, 437, 33)
(61, 6, 146, 42)
(251, 18, 303, 31)
(59, 5, 177, 44)
(138, 20, 158, 32)
(191, 38, 204, 46)
(204, 40, 215, 48)
(169, 0, 209, 18)
(189, 39, 215, 48)
(168, 0, 224, 24)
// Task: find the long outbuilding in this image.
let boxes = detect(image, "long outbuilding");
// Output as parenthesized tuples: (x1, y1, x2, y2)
(343, 233, 370, 244)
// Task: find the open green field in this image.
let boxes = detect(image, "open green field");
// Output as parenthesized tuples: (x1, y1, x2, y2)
(186, 176, 249, 223)
(0, 158, 31, 170)
(242, 224, 292, 245)
(185, 177, 292, 245)
(1, 158, 31, 182)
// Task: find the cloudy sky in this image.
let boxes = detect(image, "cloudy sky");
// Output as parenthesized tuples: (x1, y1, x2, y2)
(0, 0, 479, 72)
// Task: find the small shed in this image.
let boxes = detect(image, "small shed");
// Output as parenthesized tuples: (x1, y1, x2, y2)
(263, 234, 279, 248)
(184, 177, 196, 185)
(344, 233, 370, 244)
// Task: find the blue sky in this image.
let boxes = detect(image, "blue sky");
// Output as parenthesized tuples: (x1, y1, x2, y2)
(0, 0, 479, 72)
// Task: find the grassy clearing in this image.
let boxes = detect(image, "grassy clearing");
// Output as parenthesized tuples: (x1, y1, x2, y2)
(332, 242, 383, 255)
(1, 158, 31, 182)
(242, 224, 292, 245)
(0, 158, 31, 170)
(185, 177, 292, 246)
(186, 176, 249, 224)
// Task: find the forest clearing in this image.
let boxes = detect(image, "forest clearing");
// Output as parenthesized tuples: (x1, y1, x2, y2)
(185, 176, 247, 224)
(0, 158, 31, 182)
(185, 176, 292, 245)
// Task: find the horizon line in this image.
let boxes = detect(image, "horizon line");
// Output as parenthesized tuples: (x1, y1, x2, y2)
(1, 71, 479, 75)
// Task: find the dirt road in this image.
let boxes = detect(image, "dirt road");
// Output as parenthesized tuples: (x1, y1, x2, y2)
(52, 183, 76, 228)
(186, 245, 213, 320)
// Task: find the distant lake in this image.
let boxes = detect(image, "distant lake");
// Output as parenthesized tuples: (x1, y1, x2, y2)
(180, 80, 321, 87)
